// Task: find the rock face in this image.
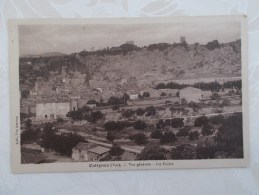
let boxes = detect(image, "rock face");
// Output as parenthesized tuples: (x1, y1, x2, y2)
(19, 39, 241, 89)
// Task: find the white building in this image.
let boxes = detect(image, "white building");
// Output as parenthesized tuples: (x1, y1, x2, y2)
(179, 87, 202, 103)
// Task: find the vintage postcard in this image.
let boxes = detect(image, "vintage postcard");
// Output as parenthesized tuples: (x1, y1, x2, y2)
(9, 16, 249, 173)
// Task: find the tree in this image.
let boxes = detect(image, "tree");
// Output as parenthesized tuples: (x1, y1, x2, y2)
(201, 124, 214, 136)
(189, 131, 199, 141)
(181, 98, 187, 105)
(215, 113, 243, 158)
(21, 129, 40, 144)
(104, 121, 131, 131)
(160, 132, 177, 144)
(151, 130, 162, 139)
(122, 93, 130, 103)
(176, 126, 191, 137)
(87, 111, 104, 123)
(171, 118, 184, 128)
(220, 99, 230, 107)
(57, 118, 64, 123)
(211, 93, 220, 100)
(108, 96, 122, 106)
(136, 108, 145, 116)
(109, 144, 125, 160)
(133, 120, 147, 130)
(206, 40, 220, 50)
(171, 144, 196, 159)
(194, 115, 209, 127)
(142, 92, 150, 98)
(129, 133, 147, 145)
(145, 106, 156, 116)
(122, 109, 135, 118)
(106, 132, 116, 142)
(160, 92, 167, 97)
(156, 119, 165, 129)
(210, 115, 224, 125)
(138, 145, 168, 160)
(25, 119, 32, 129)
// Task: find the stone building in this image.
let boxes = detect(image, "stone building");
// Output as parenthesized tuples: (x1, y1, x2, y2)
(179, 87, 202, 103)
(36, 99, 77, 120)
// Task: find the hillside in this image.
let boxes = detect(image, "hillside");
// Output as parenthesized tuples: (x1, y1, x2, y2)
(19, 39, 241, 89)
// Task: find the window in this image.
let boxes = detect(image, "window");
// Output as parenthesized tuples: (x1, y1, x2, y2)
(45, 115, 47, 119)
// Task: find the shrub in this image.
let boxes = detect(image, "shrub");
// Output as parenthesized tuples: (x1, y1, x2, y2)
(161, 92, 167, 97)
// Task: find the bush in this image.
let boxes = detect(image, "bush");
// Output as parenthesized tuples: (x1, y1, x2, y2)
(160, 132, 177, 144)
(151, 130, 162, 139)
(189, 131, 199, 141)
(134, 120, 147, 130)
(129, 133, 147, 145)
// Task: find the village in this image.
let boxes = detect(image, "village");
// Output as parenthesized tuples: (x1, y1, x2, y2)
(19, 39, 243, 164)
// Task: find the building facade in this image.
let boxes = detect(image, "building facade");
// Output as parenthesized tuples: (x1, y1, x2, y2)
(179, 87, 202, 103)
(36, 101, 71, 120)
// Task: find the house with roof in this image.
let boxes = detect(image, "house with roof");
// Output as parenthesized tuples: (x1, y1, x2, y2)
(179, 87, 202, 103)
(87, 146, 111, 161)
(71, 142, 110, 162)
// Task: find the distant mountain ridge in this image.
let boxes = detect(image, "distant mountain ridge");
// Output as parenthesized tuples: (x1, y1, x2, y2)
(20, 52, 66, 58)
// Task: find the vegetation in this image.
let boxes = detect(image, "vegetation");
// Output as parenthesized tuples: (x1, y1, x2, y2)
(138, 145, 168, 160)
(129, 133, 147, 145)
(160, 132, 177, 144)
(189, 131, 199, 141)
(109, 144, 125, 160)
(171, 144, 196, 159)
(104, 121, 132, 131)
(133, 120, 147, 130)
(194, 115, 209, 127)
(151, 130, 163, 139)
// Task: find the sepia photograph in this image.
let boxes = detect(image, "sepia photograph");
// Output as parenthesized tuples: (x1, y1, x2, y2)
(9, 16, 249, 173)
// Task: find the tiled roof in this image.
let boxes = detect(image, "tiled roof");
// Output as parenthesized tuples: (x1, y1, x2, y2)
(21, 148, 47, 164)
(88, 146, 110, 155)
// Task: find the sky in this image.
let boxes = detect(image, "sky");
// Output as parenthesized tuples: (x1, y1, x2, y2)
(19, 21, 241, 55)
